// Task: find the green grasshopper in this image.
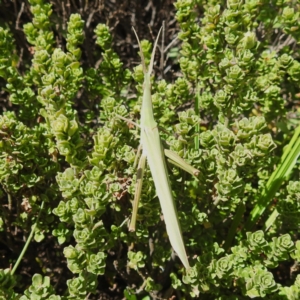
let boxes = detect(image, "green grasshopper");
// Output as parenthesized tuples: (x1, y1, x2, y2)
(127, 27, 199, 269)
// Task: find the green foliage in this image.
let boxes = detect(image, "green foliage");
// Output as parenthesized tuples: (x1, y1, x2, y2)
(0, 269, 17, 299)
(20, 274, 59, 300)
(0, 0, 299, 299)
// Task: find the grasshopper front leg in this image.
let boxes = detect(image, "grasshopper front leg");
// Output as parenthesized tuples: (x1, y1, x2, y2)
(129, 152, 146, 232)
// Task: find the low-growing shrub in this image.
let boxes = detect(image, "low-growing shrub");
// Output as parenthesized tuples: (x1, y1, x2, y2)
(0, 0, 299, 299)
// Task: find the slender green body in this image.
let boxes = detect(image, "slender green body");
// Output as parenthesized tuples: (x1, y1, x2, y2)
(131, 28, 190, 269)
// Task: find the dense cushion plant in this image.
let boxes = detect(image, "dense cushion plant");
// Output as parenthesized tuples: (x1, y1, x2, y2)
(0, 0, 299, 299)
